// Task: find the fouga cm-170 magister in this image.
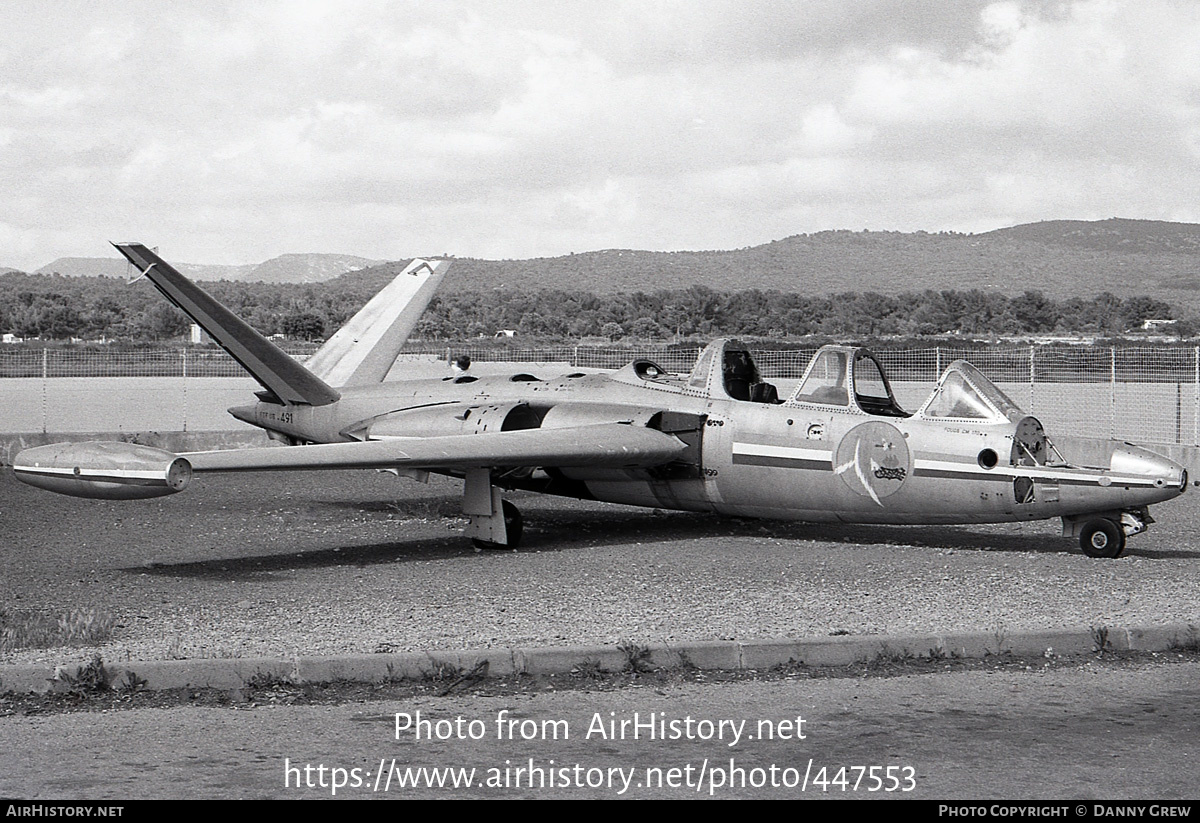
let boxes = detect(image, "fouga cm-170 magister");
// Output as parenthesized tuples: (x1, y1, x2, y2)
(13, 244, 1189, 558)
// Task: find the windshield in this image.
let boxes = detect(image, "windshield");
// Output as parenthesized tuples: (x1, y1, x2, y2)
(919, 361, 1026, 424)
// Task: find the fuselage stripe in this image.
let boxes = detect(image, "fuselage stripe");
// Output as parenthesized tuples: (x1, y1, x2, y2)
(732, 442, 831, 459)
(732, 453, 830, 470)
(912, 460, 1162, 487)
(727, 444, 1165, 488)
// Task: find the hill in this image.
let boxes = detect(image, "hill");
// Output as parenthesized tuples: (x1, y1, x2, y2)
(35, 257, 256, 281)
(31, 253, 379, 283)
(981, 218, 1200, 254)
(354, 218, 1192, 311)
(16, 219, 1200, 310)
(244, 253, 382, 283)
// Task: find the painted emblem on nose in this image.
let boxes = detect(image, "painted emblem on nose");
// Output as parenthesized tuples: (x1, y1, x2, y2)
(834, 422, 911, 505)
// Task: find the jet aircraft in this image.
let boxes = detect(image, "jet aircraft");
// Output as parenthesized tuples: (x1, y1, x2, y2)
(12, 244, 1188, 558)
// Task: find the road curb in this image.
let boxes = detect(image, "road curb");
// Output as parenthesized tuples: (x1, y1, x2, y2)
(3, 623, 1197, 695)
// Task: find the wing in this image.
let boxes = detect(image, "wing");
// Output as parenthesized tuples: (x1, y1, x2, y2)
(186, 423, 686, 473)
(13, 424, 685, 499)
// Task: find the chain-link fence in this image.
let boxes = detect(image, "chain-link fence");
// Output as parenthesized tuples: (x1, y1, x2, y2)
(0, 346, 316, 378)
(2, 345, 1197, 446)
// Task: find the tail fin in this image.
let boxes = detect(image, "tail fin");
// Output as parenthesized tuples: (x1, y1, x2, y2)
(304, 258, 451, 387)
(112, 243, 341, 406)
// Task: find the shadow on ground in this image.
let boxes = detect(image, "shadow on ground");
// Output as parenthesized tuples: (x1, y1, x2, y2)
(122, 499, 1199, 582)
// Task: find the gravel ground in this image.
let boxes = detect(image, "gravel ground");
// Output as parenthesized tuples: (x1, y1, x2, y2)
(2, 469, 1199, 666)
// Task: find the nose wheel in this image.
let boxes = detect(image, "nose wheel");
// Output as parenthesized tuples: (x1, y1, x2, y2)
(1079, 518, 1126, 558)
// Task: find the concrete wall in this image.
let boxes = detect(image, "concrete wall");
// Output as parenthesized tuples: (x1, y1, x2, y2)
(0, 360, 575, 435)
(0, 377, 262, 433)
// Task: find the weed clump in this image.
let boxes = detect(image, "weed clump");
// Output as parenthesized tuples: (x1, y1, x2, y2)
(617, 640, 655, 674)
(0, 607, 116, 653)
(422, 657, 464, 682)
(120, 670, 148, 694)
(571, 658, 606, 680)
(244, 670, 293, 690)
(58, 654, 114, 695)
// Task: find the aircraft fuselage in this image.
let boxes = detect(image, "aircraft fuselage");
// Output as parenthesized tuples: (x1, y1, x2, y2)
(228, 364, 1184, 528)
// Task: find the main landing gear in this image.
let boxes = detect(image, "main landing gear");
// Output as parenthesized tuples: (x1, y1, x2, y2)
(472, 499, 523, 551)
(463, 469, 524, 550)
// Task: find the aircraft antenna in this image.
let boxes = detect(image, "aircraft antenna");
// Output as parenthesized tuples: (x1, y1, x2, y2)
(123, 246, 159, 284)
(126, 262, 155, 285)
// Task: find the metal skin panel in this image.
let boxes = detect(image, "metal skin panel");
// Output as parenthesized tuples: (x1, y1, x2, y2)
(219, 361, 1191, 526)
(211, 351, 1188, 523)
(303, 259, 451, 388)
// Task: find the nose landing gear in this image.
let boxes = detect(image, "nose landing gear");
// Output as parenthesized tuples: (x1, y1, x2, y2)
(1068, 509, 1151, 558)
(1078, 518, 1125, 558)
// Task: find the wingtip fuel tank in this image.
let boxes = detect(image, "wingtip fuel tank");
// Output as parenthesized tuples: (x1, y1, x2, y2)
(13, 442, 192, 500)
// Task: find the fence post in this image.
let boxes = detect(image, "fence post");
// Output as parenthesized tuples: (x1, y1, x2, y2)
(1028, 345, 1035, 414)
(1194, 346, 1199, 446)
(1176, 382, 1182, 445)
(1110, 347, 1116, 440)
(181, 348, 188, 433)
(41, 349, 47, 433)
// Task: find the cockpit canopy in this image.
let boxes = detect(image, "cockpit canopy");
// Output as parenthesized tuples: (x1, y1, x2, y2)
(916, 360, 1026, 424)
(790, 346, 909, 418)
(687, 339, 781, 403)
(685, 341, 1031, 428)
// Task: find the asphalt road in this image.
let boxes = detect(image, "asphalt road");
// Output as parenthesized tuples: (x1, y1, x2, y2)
(2, 658, 1198, 799)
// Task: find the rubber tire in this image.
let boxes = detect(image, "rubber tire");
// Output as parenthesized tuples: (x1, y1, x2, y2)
(1079, 518, 1125, 558)
(472, 500, 524, 551)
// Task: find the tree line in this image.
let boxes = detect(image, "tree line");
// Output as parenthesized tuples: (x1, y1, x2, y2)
(0, 271, 1189, 343)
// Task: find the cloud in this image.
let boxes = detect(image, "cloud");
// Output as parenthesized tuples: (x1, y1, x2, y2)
(0, 0, 1198, 270)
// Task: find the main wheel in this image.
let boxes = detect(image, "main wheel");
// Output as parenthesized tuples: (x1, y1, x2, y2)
(1079, 518, 1125, 558)
(472, 499, 524, 551)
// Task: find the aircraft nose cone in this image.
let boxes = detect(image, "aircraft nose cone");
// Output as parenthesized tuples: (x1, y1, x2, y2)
(1110, 445, 1187, 496)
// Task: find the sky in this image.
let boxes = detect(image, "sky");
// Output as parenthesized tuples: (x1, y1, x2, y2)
(1, 0, 1198, 270)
